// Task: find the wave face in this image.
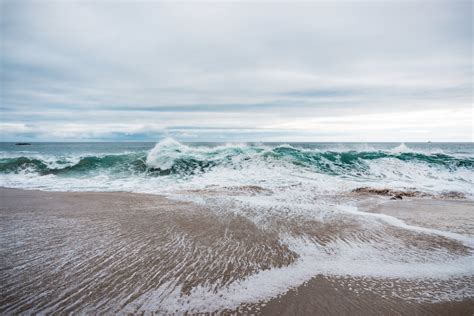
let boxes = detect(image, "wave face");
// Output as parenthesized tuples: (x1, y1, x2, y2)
(1, 140, 473, 196)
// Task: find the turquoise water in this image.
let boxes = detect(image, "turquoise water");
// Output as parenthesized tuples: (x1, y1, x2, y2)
(1, 140, 473, 196)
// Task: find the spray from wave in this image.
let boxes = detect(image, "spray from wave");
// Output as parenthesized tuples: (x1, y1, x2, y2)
(1, 139, 473, 197)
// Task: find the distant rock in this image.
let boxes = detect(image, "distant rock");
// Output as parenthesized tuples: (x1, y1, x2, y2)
(352, 187, 391, 196)
(352, 187, 466, 200)
(439, 191, 465, 199)
(352, 187, 425, 199)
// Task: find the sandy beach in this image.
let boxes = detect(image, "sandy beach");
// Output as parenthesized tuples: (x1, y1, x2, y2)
(1, 187, 473, 314)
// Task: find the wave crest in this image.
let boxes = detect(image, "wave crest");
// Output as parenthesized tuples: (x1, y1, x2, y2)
(1, 139, 473, 197)
(146, 138, 193, 170)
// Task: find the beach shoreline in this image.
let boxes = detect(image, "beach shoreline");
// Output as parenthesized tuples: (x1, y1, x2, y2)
(1, 187, 473, 314)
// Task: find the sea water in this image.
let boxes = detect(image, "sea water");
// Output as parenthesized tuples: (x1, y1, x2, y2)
(1, 140, 473, 197)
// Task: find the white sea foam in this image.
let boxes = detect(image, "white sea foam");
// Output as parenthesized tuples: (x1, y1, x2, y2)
(126, 230, 474, 314)
(1, 140, 474, 312)
(1, 142, 473, 198)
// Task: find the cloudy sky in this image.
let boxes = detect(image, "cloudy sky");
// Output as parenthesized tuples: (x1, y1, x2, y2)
(1, 0, 472, 142)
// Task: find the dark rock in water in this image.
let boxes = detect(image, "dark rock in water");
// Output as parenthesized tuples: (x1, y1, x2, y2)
(147, 167, 171, 176)
(439, 191, 465, 199)
(352, 187, 391, 196)
(15, 143, 31, 146)
(353, 187, 466, 200)
(352, 187, 426, 199)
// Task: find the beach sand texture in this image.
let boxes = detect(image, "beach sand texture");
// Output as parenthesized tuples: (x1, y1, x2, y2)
(1, 187, 473, 314)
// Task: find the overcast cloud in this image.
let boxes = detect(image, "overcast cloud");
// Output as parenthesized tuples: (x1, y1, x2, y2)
(0, 0, 472, 142)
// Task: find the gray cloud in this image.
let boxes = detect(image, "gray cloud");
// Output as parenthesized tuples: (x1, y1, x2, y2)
(1, 0, 472, 141)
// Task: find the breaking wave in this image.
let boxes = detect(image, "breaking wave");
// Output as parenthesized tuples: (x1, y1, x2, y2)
(1, 139, 473, 197)
(1, 139, 473, 176)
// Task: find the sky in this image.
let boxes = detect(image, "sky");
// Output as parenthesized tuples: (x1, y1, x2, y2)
(0, 0, 472, 142)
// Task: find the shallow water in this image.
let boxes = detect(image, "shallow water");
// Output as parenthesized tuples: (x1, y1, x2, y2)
(0, 188, 473, 314)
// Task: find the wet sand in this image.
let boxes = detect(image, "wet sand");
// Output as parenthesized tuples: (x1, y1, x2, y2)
(256, 197, 474, 315)
(358, 197, 474, 236)
(0, 188, 473, 314)
(256, 276, 474, 316)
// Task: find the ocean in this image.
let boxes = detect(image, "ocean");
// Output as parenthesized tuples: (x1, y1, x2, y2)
(1, 140, 473, 196)
(1, 140, 474, 313)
